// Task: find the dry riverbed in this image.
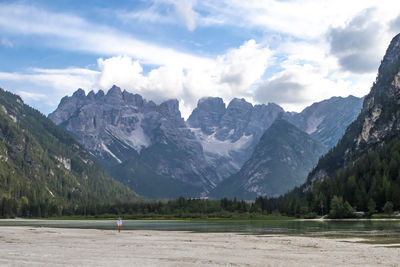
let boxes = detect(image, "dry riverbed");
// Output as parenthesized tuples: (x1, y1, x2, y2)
(0, 226, 399, 266)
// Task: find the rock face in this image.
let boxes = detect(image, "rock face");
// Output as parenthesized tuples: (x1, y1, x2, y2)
(308, 33, 400, 183)
(210, 119, 326, 199)
(284, 96, 363, 149)
(356, 33, 400, 148)
(187, 97, 284, 181)
(50, 90, 286, 197)
(187, 97, 226, 135)
(189, 96, 362, 199)
(49, 86, 215, 198)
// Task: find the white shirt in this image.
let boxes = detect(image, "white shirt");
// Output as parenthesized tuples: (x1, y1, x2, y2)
(117, 220, 122, 226)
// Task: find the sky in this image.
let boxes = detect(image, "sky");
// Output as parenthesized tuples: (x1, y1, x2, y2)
(0, 0, 400, 118)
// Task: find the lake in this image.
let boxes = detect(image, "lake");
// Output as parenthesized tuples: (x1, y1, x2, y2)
(1, 219, 400, 240)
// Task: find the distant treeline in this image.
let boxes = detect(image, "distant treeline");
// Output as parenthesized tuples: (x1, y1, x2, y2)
(0, 197, 277, 219)
(0, 192, 396, 219)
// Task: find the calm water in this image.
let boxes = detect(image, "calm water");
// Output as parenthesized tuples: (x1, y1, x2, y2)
(1, 219, 400, 238)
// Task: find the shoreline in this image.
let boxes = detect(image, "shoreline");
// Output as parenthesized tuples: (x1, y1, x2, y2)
(1, 217, 400, 222)
(1, 226, 399, 266)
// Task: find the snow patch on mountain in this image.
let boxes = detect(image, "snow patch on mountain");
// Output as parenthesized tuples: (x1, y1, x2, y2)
(190, 127, 253, 157)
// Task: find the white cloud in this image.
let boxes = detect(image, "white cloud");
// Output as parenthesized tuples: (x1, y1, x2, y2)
(217, 40, 271, 91)
(390, 15, 400, 33)
(108, 1, 398, 91)
(172, 0, 198, 31)
(0, 3, 212, 68)
(16, 91, 46, 101)
(195, 0, 400, 39)
(0, 39, 271, 118)
(117, 6, 174, 25)
(97, 56, 185, 104)
(117, 0, 199, 31)
(0, 68, 100, 114)
(245, 5, 397, 112)
(255, 64, 358, 111)
(327, 8, 389, 73)
(254, 56, 374, 112)
(96, 40, 272, 117)
(1, 1, 398, 117)
(0, 68, 99, 94)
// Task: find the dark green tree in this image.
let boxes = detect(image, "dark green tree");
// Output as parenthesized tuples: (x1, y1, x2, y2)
(328, 196, 355, 219)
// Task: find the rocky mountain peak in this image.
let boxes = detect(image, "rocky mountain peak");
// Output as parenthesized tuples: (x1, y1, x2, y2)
(87, 90, 96, 100)
(283, 95, 363, 149)
(104, 85, 123, 105)
(159, 99, 184, 125)
(96, 90, 105, 98)
(107, 85, 123, 97)
(187, 97, 226, 134)
(216, 98, 253, 141)
(122, 90, 144, 107)
(377, 33, 400, 82)
(50, 88, 88, 125)
(224, 98, 253, 118)
(72, 88, 86, 98)
(356, 33, 400, 147)
(227, 98, 252, 109)
(246, 103, 284, 137)
(265, 102, 284, 111)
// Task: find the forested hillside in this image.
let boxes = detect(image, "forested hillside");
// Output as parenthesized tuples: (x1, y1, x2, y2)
(0, 88, 137, 218)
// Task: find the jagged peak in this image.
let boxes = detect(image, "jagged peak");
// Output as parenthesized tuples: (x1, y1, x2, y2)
(198, 96, 224, 105)
(376, 33, 400, 83)
(72, 88, 86, 98)
(158, 99, 184, 125)
(160, 98, 180, 109)
(96, 90, 105, 98)
(227, 98, 253, 109)
(106, 85, 122, 97)
(87, 90, 95, 99)
(265, 102, 285, 111)
(298, 95, 362, 114)
(122, 90, 144, 106)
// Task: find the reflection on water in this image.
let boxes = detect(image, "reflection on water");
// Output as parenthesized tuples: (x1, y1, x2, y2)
(1, 219, 400, 238)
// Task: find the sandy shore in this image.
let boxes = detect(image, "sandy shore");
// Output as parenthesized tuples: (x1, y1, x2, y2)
(0, 227, 399, 266)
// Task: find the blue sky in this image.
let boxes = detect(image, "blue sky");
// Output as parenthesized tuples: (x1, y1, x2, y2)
(1, 0, 400, 117)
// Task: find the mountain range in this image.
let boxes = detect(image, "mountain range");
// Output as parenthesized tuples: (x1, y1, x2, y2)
(49, 86, 363, 199)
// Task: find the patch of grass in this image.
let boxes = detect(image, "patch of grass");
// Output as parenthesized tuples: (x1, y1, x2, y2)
(358, 237, 400, 245)
(371, 214, 400, 219)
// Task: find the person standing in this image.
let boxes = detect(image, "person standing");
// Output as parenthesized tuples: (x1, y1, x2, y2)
(117, 218, 122, 233)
